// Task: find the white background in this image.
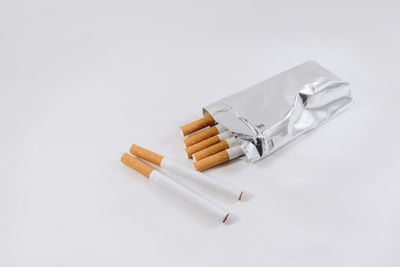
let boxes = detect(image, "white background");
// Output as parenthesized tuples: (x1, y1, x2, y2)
(1, 0, 399, 266)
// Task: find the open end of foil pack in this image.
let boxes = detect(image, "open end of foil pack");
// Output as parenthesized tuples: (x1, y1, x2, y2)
(203, 60, 353, 163)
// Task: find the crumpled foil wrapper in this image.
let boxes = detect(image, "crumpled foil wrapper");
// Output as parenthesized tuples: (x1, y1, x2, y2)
(203, 61, 353, 163)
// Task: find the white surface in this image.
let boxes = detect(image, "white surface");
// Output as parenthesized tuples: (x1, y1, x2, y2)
(149, 170, 229, 223)
(161, 157, 242, 200)
(1, 0, 400, 266)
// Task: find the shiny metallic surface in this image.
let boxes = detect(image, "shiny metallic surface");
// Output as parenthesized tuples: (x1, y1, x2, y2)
(203, 61, 353, 163)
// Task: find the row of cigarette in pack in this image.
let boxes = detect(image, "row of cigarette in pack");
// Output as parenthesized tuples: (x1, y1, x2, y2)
(121, 144, 244, 223)
(180, 114, 244, 171)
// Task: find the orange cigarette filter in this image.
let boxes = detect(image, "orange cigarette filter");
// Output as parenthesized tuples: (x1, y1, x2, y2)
(185, 135, 220, 158)
(193, 146, 243, 172)
(183, 124, 227, 147)
(180, 115, 215, 137)
(129, 144, 164, 166)
(185, 130, 232, 158)
(193, 151, 230, 172)
(193, 136, 238, 161)
(121, 153, 154, 178)
(192, 140, 230, 161)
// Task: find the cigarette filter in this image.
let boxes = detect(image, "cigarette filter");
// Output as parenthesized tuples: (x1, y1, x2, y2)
(121, 153, 229, 223)
(183, 124, 227, 148)
(185, 131, 232, 158)
(193, 137, 238, 162)
(180, 114, 215, 137)
(130, 144, 243, 200)
(193, 146, 244, 172)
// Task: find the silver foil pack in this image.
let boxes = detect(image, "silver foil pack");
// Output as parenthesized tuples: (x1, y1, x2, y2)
(203, 61, 353, 163)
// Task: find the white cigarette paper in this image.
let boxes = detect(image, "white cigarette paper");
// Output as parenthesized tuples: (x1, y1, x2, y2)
(129, 144, 244, 200)
(227, 146, 244, 160)
(217, 130, 233, 140)
(150, 170, 229, 222)
(160, 157, 243, 200)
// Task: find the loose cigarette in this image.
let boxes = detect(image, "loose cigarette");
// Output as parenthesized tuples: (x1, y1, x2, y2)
(180, 114, 215, 137)
(193, 146, 244, 172)
(121, 153, 229, 223)
(130, 144, 243, 200)
(193, 137, 238, 162)
(183, 124, 227, 148)
(121, 152, 154, 178)
(185, 131, 232, 158)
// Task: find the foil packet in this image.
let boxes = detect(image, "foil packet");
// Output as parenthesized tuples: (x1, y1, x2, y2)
(203, 61, 353, 163)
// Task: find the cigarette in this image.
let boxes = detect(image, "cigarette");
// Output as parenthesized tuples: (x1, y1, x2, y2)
(121, 153, 230, 223)
(193, 137, 238, 162)
(185, 131, 232, 158)
(130, 144, 243, 200)
(183, 124, 227, 148)
(193, 146, 244, 172)
(179, 114, 215, 137)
